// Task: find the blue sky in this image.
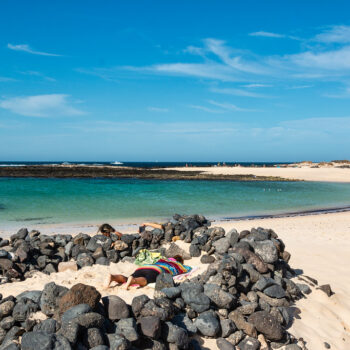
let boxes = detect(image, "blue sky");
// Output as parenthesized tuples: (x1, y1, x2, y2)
(1, 0, 350, 161)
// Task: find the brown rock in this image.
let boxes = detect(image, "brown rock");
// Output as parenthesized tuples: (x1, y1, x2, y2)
(282, 251, 291, 263)
(58, 261, 78, 273)
(58, 283, 101, 315)
(248, 311, 284, 341)
(317, 284, 334, 297)
(232, 247, 268, 274)
(228, 310, 257, 338)
(0, 259, 13, 272)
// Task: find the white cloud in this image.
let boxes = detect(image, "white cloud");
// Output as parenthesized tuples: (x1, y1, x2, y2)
(7, 44, 61, 57)
(0, 76, 17, 82)
(20, 71, 56, 82)
(208, 100, 257, 112)
(249, 31, 285, 38)
(0, 94, 84, 117)
(189, 105, 225, 113)
(314, 25, 350, 43)
(147, 106, 169, 112)
(289, 45, 350, 70)
(211, 87, 270, 98)
(243, 83, 272, 88)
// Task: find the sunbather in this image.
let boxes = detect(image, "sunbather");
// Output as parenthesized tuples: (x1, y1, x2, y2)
(104, 255, 191, 290)
(98, 223, 123, 239)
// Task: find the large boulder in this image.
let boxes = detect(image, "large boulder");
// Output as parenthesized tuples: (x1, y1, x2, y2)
(86, 235, 112, 252)
(58, 283, 101, 315)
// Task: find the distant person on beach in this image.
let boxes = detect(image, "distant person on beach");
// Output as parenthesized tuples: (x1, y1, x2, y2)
(139, 222, 164, 232)
(104, 255, 191, 290)
(97, 223, 123, 239)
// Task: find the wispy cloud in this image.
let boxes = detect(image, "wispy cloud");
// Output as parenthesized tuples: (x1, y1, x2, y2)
(0, 76, 17, 82)
(314, 25, 350, 43)
(189, 105, 225, 113)
(288, 45, 350, 70)
(209, 100, 257, 112)
(20, 71, 56, 82)
(0, 94, 84, 117)
(249, 31, 285, 38)
(243, 83, 273, 88)
(7, 44, 61, 57)
(147, 106, 169, 112)
(211, 87, 271, 98)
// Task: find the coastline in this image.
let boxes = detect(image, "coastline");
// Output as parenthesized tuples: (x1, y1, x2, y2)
(2, 204, 350, 237)
(166, 166, 350, 183)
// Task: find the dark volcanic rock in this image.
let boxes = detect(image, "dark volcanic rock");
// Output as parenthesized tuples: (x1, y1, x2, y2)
(74, 312, 105, 328)
(21, 331, 72, 350)
(33, 319, 58, 334)
(84, 327, 105, 348)
(102, 295, 129, 321)
(11, 228, 28, 241)
(263, 285, 286, 299)
(86, 235, 112, 252)
(216, 338, 236, 350)
(116, 317, 139, 342)
(189, 244, 201, 257)
(57, 320, 80, 344)
(237, 336, 260, 350)
(228, 311, 257, 338)
(162, 321, 189, 349)
(252, 240, 278, 263)
(61, 303, 92, 323)
(200, 255, 215, 264)
(40, 282, 69, 316)
(155, 272, 175, 290)
(131, 294, 150, 318)
(195, 311, 220, 337)
(248, 311, 284, 341)
(16, 290, 42, 304)
(140, 316, 161, 339)
(204, 283, 236, 309)
(317, 284, 334, 297)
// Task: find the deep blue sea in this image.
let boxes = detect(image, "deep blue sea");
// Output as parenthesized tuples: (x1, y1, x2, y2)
(1, 175, 350, 227)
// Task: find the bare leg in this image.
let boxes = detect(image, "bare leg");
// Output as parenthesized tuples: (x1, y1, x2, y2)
(123, 276, 147, 290)
(104, 274, 127, 289)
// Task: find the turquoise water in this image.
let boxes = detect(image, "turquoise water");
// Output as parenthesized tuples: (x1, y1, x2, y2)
(1, 178, 350, 226)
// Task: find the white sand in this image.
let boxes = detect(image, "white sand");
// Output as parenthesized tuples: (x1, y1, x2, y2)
(1, 212, 349, 349)
(166, 166, 350, 182)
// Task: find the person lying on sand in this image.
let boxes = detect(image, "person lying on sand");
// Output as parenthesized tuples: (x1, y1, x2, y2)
(139, 222, 164, 232)
(104, 255, 191, 290)
(98, 223, 123, 239)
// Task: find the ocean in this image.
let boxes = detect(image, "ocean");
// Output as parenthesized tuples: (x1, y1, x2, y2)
(1, 177, 350, 228)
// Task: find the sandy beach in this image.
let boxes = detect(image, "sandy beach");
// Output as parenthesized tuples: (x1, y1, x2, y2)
(1, 211, 349, 349)
(166, 165, 350, 183)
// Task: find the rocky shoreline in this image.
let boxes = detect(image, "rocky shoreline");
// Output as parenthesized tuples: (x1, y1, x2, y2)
(0, 165, 292, 181)
(0, 214, 331, 350)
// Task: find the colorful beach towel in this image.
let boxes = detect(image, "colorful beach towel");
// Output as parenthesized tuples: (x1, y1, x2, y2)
(135, 249, 162, 266)
(134, 258, 192, 277)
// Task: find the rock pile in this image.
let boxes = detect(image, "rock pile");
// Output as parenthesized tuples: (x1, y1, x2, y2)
(0, 214, 315, 349)
(0, 215, 211, 284)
